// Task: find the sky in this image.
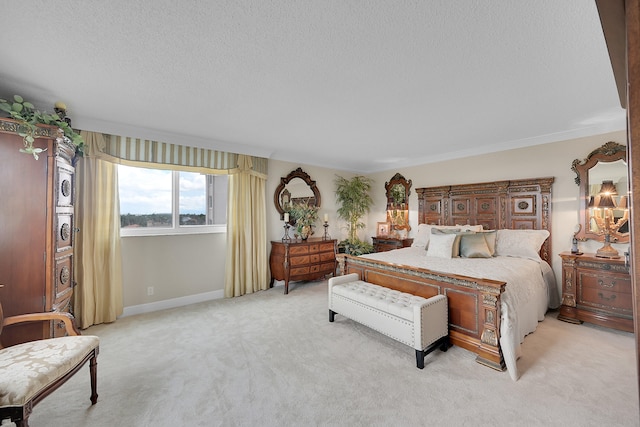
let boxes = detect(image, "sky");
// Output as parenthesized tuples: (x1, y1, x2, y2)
(118, 164, 206, 215)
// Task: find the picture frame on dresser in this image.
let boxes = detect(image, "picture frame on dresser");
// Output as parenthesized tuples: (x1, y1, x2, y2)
(376, 222, 390, 237)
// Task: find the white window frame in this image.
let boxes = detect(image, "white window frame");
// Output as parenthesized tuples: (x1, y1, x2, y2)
(119, 168, 227, 237)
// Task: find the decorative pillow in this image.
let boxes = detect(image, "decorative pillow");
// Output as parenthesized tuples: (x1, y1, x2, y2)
(479, 230, 497, 256)
(495, 229, 550, 261)
(411, 224, 432, 248)
(459, 233, 492, 258)
(431, 229, 461, 234)
(431, 228, 478, 257)
(412, 224, 462, 249)
(426, 233, 457, 259)
(457, 224, 484, 232)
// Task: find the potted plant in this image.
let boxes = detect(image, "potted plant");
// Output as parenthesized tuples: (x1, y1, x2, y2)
(0, 95, 84, 159)
(287, 200, 319, 240)
(334, 175, 374, 254)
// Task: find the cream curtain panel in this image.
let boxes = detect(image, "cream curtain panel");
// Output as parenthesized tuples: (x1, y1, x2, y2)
(74, 131, 124, 329)
(74, 132, 269, 321)
(224, 155, 270, 297)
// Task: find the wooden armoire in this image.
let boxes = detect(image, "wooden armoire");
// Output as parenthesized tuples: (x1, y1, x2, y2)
(0, 118, 77, 347)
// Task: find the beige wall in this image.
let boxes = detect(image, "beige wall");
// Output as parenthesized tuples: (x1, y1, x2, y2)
(121, 129, 627, 311)
(120, 232, 226, 309)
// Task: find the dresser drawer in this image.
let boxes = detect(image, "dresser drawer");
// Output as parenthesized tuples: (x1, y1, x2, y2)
(289, 246, 309, 255)
(310, 254, 320, 263)
(290, 255, 309, 266)
(290, 266, 310, 276)
(578, 271, 631, 294)
(308, 244, 319, 253)
(376, 243, 399, 252)
(318, 242, 335, 252)
(580, 287, 633, 312)
(320, 252, 335, 262)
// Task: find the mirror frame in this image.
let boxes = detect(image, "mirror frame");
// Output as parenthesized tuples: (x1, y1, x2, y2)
(572, 141, 628, 242)
(274, 168, 321, 221)
(384, 173, 412, 231)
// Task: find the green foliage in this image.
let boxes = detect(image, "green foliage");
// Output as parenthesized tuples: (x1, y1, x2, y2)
(287, 200, 319, 235)
(338, 239, 374, 255)
(0, 95, 84, 159)
(334, 175, 374, 243)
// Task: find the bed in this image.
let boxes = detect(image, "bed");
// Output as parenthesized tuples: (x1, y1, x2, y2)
(342, 177, 558, 380)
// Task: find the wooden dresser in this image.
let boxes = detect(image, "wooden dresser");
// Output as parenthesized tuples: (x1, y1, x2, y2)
(558, 252, 633, 332)
(372, 237, 414, 252)
(270, 238, 337, 294)
(0, 119, 77, 346)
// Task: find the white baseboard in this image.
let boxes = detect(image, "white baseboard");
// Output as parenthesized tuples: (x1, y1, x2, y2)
(121, 290, 225, 318)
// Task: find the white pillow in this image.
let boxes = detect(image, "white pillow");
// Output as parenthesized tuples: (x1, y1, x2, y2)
(412, 224, 483, 249)
(495, 229, 550, 261)
(411, 224, 432, 248)
(457, 224, 484, 232)
(426, 233, 457, 259)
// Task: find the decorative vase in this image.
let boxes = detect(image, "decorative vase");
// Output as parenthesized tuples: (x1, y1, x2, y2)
(300, 225, 311, 240)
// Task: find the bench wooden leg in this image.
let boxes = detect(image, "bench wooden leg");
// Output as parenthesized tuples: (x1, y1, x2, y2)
(415, 350, 425, 369)
(329, 310, 336, 322)
(90, 352, 98, 405)
(416, 337, 449, 369)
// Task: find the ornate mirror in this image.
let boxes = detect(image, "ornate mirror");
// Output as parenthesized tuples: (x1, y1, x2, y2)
(572, 141, 628, 243)
(274, 168, 321, 220)
(385, 173, 412, 231)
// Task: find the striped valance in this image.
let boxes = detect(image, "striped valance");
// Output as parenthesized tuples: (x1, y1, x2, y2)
(89, 134, 267, 176)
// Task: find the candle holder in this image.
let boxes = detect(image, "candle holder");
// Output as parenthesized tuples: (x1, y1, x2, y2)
(282, 223, 291, 242)
(322, 221, 331, 240)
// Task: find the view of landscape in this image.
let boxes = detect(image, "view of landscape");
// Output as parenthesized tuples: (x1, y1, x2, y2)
(118, 165, 208, 227)
(120, 213, 207, 227)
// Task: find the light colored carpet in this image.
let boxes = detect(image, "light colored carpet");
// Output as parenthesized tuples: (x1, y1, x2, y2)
(30, 279, 639, 426)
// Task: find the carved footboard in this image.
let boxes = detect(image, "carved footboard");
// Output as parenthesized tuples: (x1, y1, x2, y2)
(343, 255, 507, 370)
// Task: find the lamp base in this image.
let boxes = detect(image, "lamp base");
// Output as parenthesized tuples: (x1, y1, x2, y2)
(595, 243, 620, 258)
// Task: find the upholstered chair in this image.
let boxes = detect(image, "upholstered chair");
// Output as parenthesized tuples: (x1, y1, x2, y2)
(0, 301, 99, 427)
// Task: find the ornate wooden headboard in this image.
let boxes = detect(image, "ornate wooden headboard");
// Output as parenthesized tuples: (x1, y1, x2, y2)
(416, 177, 554, 263)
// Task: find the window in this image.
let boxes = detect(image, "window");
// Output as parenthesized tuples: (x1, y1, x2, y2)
(118, 164, 227, 236)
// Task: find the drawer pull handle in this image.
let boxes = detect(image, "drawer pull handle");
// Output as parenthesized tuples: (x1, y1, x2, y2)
(598, 292, 616, 302)
(597, 279, 615, 288)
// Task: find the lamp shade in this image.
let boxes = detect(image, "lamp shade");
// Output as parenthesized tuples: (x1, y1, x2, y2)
(588, 195, 601, 208)
(599, 180, 618, 196)
(597, 194, 617, 208)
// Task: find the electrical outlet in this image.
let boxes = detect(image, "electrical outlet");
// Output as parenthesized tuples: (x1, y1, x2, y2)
(147, 286, 154, 296)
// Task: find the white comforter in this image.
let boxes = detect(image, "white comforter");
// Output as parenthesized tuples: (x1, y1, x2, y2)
(361, 247, 557, 381)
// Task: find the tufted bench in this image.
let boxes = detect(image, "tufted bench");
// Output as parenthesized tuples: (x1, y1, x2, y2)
(328, 273, 449, 369)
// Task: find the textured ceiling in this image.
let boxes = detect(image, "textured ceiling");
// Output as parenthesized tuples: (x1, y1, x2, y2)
(0, 1, 625, 173)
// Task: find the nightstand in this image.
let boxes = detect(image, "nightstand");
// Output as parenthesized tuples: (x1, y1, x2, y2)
(558, 252, 633, 332)
(371, 237, 414, 252)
